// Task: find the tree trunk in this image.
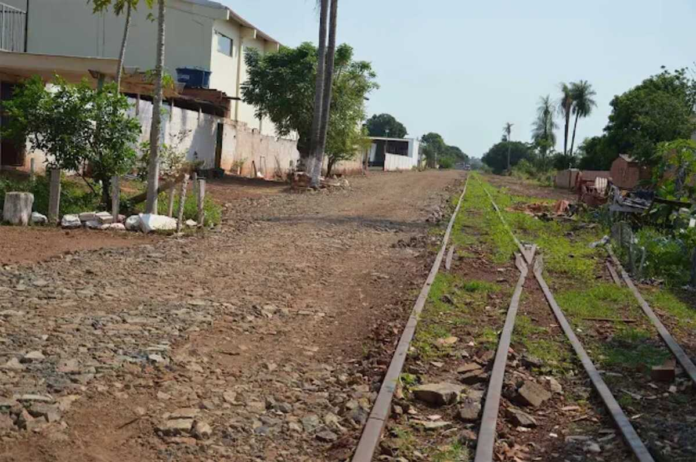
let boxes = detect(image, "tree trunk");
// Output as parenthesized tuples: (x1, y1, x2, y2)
(569, 112, 580, 157)
(115, 2, 132, 92)
(310, 0, 338, 188)
(326, 157, 335, 178)
(101, 175, 112, 211)
(145, 0, 166, 214)
(306, 0, 329, 174)
(563, 103, 571, 156)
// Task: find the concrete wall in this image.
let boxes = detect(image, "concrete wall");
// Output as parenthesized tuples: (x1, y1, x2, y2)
(384, 153, 417, 171)
(230, 124, 300, 180)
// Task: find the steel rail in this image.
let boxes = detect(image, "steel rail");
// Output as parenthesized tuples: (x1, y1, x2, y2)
(473, 250, 533, 462)
(480, 178, 655, 462)
(607, 246, 696, 386)
(351, 174, 470, 462)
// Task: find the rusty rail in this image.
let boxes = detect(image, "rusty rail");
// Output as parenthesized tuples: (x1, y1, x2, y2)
(607, 246, 696, 386)
(480, 178, 655, 462)
(474, 250, 534, 462)
(351, 174, 469, 462)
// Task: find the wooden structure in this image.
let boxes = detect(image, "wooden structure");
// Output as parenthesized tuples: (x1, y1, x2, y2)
(611, 155, 651, 190)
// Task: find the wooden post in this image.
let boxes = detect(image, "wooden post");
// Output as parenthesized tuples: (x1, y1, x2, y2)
(191, 171, 198, 199)
(167, 184, 176, 217)
(197, 178, 206, 228)
(29, 158, 35, 183)
(176, 174, 189, 233)
(111, 176, 120, 223)
(48, 168, 61, 225)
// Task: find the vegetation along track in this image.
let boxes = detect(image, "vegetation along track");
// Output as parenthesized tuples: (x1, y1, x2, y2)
(475, 174, 696, 462)
(360, 174, 696, 462)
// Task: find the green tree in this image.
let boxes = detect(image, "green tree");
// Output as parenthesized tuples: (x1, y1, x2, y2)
(420, 132, 446, 168)
(576, 135, 614, 170)
(89, 0, 154, 91)
(603, 68, 696, 166)
(2, 77, 140, 207)
(482, 141, 533, 174)
(242, 43, 377, 172)
(532, 95, 557, 163)
(365, 113, 408, 138)
(569, 80, 597, 156)
(558, 83, 573, 155)
(655, 139, 696, 199)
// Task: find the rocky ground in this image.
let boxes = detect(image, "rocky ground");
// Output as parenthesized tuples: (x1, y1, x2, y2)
(0, 170, 463, 462)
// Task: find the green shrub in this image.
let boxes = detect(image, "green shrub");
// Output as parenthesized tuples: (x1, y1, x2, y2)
(132, 189, 222, 227)
(0, 174, 99, 217)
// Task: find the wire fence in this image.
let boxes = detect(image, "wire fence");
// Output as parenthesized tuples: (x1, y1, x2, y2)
(0, 2, 26, 53)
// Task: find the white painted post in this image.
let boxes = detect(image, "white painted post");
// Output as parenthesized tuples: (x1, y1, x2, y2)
(29, 158, 35, 183)
(176, 174, 189, 233)
(111, 176, 120, 223)
(48, 168, 61, 225)
(191, 172, 198, 199)
(167, 184, 176, 217)
(197, 178, 206, 228)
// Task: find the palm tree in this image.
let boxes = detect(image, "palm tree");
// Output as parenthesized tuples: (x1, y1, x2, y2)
(558, 83, 573, 156)
(145, 0, 166, 214)
(89, 0, 153, 91)
(307, 0, 329, 179)
(532, 95, 557, 160)
(310, 0, 338, 187)
(569, 80, 597, 156)
(503, 122, 513, 171)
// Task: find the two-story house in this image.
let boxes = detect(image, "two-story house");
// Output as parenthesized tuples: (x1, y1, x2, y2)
(1, 0, 303, 177)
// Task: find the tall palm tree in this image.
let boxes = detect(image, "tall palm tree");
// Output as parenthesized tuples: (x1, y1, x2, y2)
(558, 83, 573, 156)
(532, 95, 557, 159)
(145, 0, 166, 214)
(307, 0, 329, 179)
(311, 0, 338, 187)
(503, 122, 513, 171)
(89, 0, 153, 91)
(569, 80, 597, 156)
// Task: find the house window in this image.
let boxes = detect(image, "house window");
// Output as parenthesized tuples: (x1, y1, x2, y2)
(216, 31, 233, 57)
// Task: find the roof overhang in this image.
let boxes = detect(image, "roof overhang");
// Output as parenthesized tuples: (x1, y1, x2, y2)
(0, 50, 118, 83)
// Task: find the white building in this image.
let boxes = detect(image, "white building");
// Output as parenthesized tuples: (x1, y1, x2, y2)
(0, 0, 308, 178)
(366, 137, 420, 171)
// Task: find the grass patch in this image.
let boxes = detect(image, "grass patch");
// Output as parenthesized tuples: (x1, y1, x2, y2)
(0, 174, 99, 218)
(131, 189, 222, 226)
(645, 288, 696, 329)
(556, 284, 637, 320)
(599, 327, 670, 370)
(513, 315, 574, 373)
(431, 440, 469, 462)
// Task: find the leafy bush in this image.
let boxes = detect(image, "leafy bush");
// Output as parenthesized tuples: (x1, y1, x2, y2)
(132, 189, 222, 226)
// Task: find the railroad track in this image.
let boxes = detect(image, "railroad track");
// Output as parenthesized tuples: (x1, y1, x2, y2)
(352, 173, 696, 462)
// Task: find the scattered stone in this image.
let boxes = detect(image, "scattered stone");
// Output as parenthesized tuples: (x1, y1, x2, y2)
(506, 408, 537, 427)
(125, 215, 141, 231)
(108, 223, 127, 231)
(651, 361, 676, 383)
(223, 391, 237, 404)
(521, 353, 544, 369)
(1, 357, 25, 371)
(411, 382, 464, 406)
(459, 369, 488, 385)
(192, 420, 212, 439)
(79, 212, 98, 222)
(435, 336, 459, 347)
(96, 211, 114, 225)
(18, 394, 54, 404)
(584, 441, 601, 453)
(457, 399, 482, 422)
(413, 420, 451, 431)
(185, 219, 197, 228)
(170, 408, 198, 420)
(28, 403, 62, 423)
(546, 377, 563, 394)
(457, 363, 483, 374)
(515, 381, 552, 408)
(21, 351, 45, 363)
(140, 214, 177, 233)
(31, 212, 48, 225)
(158, 419, 193, 436)
(316, 430, 338, 442)
(3, 192, 34, 226)
(61, 214, 82, 229)
(302, 414, 321, 433)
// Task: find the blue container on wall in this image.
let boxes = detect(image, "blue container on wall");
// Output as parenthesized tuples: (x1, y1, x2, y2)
(176, 67, 212, 89)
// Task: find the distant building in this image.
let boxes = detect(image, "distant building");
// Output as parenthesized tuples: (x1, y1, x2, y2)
(610, 155, 651, 190)
(366, 137, 420, 171)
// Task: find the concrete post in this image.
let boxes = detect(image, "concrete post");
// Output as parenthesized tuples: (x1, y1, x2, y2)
(29, 158, 35, 183)
(48, 168, 61, 225)
(167, 184, 176, 217)
(197, 178, 206, 228)
(111, 176, 120, 223)
(176, 174, 189, 234)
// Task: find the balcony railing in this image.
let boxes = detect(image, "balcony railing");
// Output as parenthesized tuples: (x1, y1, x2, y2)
(0, 2, 26, 52)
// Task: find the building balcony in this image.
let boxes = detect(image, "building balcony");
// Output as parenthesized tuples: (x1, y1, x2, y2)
(0, 2, 26, 52)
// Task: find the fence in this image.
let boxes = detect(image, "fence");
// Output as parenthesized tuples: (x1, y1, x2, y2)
(0, 2, 26, 52)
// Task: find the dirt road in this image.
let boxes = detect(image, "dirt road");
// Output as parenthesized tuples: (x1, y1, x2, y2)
(0, 170, 463, 462)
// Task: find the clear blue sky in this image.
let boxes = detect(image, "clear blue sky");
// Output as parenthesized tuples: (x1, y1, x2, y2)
(223, 0, 695, 158)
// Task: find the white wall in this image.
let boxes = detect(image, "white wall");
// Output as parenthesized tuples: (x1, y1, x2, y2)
(384, 153, 417, 171)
